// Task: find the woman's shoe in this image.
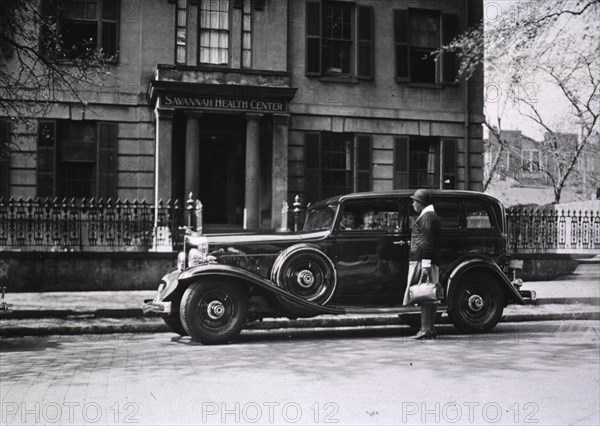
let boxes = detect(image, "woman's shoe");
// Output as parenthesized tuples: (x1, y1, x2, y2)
(411, 330, 436, 340)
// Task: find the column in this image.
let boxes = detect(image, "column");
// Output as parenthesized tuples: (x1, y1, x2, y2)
(154, 107, 174, 206)
(244, 113, 263, 229)
(271, 114, 290, 229)
(154, 106, 174, 251)
(185, 110, 202, 198)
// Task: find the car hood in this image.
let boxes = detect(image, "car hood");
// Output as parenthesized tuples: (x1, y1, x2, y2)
(188, 229, 330, 246)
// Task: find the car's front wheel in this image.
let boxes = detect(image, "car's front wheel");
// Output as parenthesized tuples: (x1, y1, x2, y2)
(179, 279, 248, 345)
(448, 272, 505, 333)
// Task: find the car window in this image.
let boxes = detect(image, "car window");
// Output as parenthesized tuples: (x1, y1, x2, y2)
(339, 199, 407, 232)
(303, 203, 338, 231)
(465, 201, 492, 229)
(432, 201, 461, 229)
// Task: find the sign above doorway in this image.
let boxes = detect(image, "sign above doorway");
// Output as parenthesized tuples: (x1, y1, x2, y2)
(160, 94, 286, 113)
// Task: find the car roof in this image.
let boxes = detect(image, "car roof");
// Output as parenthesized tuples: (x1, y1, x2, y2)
(308, 190, 504, 209)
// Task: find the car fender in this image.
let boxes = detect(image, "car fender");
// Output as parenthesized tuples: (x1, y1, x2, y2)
(446, 258, 525, 306)
(177, 263, 345, 316)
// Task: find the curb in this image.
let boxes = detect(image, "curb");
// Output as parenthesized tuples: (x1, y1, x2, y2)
(1, 311, 599, 338)
(1, 297, 599, 320)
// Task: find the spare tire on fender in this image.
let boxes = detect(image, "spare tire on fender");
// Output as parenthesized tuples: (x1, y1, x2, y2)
(271, 244, 337, 308)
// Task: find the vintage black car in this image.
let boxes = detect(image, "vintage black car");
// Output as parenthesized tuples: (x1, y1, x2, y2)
(144, 190, 532, 344)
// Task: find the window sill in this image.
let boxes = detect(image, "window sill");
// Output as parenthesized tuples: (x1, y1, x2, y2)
(318, 75, 360, 84)
(395, 80, 460, 89)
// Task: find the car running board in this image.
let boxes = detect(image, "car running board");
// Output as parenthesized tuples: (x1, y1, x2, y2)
(332, 305, 449, 315)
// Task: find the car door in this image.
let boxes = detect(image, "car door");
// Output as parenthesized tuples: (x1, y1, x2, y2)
(330, 198, 410, 306)
(430, 198, 465, 271)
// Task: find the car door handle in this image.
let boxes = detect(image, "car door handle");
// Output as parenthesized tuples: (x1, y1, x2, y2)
(393, 240, 409, 245)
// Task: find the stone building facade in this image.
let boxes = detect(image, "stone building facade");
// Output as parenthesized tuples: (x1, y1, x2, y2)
(1, 0, 485, 231)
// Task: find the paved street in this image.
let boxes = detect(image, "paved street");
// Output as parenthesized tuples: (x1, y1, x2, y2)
(1, 320, 598, 425)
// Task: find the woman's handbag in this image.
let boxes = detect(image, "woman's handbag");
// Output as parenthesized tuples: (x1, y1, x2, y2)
(409, 271, 444, 304)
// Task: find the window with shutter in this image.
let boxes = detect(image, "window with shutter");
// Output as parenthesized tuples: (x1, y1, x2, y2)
(97, 122, 118, 199)
(37, 121, 57, 198)
(394, 9, 460, 85)
(304, 132, 372, 203)
(42, 0, 120, 61)
(306, 0, 322, 75)
(395, 137, 456, 189)
(394, 136, 409, 188)
(35, 120, 117, 199)
(357, 6, 374, 79)
(0, 119, 10, 197)
(394, 9, 409, 81)
(442, 13, 459, 83)
(442, 139, 457, 189)
(305, 1, 374, 79)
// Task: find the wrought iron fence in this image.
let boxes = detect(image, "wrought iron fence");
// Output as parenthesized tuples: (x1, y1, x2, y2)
(2, 196, 598, 254)
(507, 207, 600, 253)
(0, 197, 184, 251)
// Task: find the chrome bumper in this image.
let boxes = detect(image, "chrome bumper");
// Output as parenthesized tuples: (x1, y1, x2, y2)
(142, 299, 172, 316)
(518, 289, 537, 303)
(142, 283, 172, 316)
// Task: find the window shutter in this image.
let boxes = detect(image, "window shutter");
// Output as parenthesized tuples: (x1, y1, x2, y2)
(97, 122, 118, 199)
(356, 135, 372, 192)
(306, 0, 321, 75)
(356, 6, 374, 80)
(442, 13, 459, 84)
(394, 136, 409, 189)
(394, 9, 409, 81)
(0, 119, 10, 197)
(37, 120, 56, 198)
(442, 138, 457, 189)
(304, 132, 321, 203)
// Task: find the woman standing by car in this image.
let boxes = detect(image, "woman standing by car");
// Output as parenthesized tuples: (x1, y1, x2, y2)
(403, 189, 442, 340)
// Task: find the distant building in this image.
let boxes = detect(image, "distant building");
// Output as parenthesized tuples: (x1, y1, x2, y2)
(1, 0, 485, 230)
(484, 130, 600, 205)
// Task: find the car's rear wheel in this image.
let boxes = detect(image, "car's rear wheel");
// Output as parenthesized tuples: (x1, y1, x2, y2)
(163, 315, 187, 336)
(179, 279, 248, 345)
(448, 272, 504, 333)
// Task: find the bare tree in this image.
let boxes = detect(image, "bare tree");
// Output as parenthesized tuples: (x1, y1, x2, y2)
(443, 0, 600, 202)
(0, 0, 114, 157)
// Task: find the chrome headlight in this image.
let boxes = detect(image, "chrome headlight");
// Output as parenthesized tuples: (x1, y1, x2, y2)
(177, 252, 186, 271)
(188, 244, 208, 267)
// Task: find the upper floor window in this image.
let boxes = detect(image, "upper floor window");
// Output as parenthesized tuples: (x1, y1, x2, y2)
(306, 1, 373, 79)
(394, 8, 459, 84)
(304, 132, 372, 204)
(199, 0, 230, 65)
(43, 0, 120, 61)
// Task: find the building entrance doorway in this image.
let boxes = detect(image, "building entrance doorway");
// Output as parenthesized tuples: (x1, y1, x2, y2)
(199, 114, 246, 227)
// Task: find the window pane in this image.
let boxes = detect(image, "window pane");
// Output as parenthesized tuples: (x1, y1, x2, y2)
(432, 201, 460, 229)
(102, 22, 117, 57)
(410, 48, 436, 84)
(103, 0, 118, 20)
(465, 202, 492, 229)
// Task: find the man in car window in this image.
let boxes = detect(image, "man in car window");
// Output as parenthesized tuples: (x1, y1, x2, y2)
(403, 189, 441, 340)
